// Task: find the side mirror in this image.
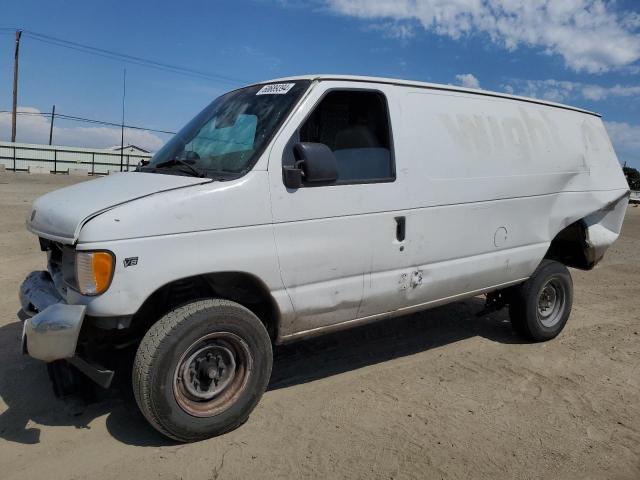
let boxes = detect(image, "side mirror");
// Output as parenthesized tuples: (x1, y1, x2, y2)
(283, 142, 338, 188)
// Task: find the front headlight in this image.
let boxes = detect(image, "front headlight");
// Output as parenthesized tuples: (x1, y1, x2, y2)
(63, 250, 115, 295)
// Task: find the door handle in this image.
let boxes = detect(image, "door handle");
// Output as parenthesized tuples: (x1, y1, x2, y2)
(395, 216, 406, 242)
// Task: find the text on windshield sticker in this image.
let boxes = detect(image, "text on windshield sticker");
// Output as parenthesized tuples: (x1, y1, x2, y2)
(256, 83, 295, 95)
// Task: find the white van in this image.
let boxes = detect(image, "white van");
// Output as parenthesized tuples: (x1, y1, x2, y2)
(20, 75, 629, 441)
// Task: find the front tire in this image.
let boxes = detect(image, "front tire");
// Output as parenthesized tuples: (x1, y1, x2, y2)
(132, 299, 272, 442)
(509, 260, 573, 342)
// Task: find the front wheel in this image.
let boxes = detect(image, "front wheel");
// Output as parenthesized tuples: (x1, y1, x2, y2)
(132, 299, 272, 442)
(509, 260, 573, 342)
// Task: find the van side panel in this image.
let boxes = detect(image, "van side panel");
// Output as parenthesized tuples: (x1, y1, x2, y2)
(399, 90, 626, 205)
(359, 90, 627, 316)
(274, 83, 627, 338)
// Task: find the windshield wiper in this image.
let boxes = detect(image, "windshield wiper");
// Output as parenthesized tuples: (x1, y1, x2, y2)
(154, 158, 206, 178)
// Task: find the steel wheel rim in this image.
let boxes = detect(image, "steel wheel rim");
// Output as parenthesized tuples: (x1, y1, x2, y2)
(537, 278, 565, 327)
(173, 332, 252, 418)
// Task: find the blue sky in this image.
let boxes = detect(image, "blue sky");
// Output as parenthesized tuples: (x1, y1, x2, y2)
(0, 0, 638, 167)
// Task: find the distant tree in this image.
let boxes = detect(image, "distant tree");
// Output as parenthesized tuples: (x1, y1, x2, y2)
(623, 166, 640, 190)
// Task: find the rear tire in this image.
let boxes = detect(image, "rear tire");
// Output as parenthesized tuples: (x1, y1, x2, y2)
(132, 299, 272, 442)
(509, 260, 573, 342)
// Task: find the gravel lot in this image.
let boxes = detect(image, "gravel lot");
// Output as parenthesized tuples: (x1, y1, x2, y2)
(0, 171, 639, 480)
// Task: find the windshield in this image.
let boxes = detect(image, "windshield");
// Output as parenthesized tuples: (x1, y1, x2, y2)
(142, 80, 310, 178)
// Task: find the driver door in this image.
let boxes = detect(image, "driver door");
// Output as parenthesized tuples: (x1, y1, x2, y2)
(268, 82, 405, 335)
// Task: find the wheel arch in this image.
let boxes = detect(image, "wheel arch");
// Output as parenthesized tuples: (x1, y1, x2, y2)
(545, 191, 628, 270)
(544, 219, 592, 270)
(130, 271, 281, 342)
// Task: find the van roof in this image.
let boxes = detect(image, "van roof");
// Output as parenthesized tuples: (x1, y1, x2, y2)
(255, 74, 600, 118)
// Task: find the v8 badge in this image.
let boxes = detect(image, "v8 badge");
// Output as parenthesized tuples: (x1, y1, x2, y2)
(123, 257, 138, 268)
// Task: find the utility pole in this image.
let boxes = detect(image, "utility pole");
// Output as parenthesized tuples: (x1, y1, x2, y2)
(11, 29, 23, 143)
(120, 68, 126, 171)
(48, 104, 56, 145)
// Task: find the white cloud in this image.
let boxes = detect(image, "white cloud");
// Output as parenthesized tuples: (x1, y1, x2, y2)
(0, 107, 166, 152)
(325, 0, 640, 73)
(605, 121, 640, 162)
(455, 73, 480, 89)
(502, 79, 640, 102)
(581, 84, 640, 101)
(368, 21, 416, 39)
(502, 79, 579, 102)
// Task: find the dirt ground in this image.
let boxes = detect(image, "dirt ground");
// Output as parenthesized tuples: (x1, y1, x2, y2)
(0, 171, 638, 480)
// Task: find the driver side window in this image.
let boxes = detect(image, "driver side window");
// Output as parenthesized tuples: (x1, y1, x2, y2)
(299, 90, 394, 183)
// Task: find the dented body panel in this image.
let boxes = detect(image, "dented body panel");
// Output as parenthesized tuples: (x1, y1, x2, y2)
(266, 78, 627, 339)
(20, 75, 628, 362)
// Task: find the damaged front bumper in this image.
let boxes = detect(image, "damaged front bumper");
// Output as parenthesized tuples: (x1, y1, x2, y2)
(19, 271, 113, 388)
(20, 271, 85, 362)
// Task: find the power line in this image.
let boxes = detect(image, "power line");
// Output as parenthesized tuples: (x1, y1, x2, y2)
(0, 109, 176, 135)
(57, 113, 176, 135)
(18, 29, 249, 86)
(0, 110, 43, 115)
(0, 27, 230, 140)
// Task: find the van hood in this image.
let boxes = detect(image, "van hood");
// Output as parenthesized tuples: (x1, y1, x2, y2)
(27, 172, 212, 244)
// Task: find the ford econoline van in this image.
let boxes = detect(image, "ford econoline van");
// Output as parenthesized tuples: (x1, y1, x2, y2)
(20, 75, 629, 441)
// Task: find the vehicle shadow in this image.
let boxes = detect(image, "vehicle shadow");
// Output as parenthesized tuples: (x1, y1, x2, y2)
(0, 297, 524, 447)
(0, 312, 165, 447)
(268, 297, 521, 389)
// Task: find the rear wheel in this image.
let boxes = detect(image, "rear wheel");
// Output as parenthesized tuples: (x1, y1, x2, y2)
(132, 299, 272, 442)
(509, 260, 573, 342)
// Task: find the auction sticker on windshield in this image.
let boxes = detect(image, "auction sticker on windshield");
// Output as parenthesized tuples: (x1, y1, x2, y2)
(256, 83, 295, 95)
